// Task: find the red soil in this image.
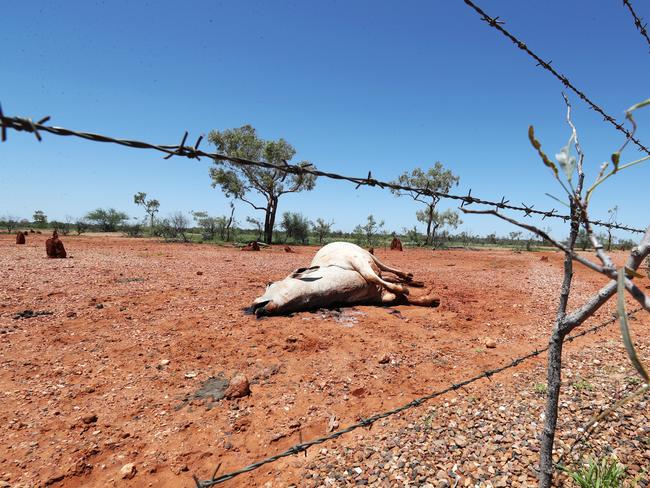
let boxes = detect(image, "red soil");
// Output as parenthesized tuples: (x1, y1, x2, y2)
(0, 234, 646, 487)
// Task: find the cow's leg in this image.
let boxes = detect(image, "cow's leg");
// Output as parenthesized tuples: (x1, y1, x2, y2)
(382, 288, 440, 307)
(405, 288, 440, 307)
(370, 255, 413, 281)
(352, 260, 409, 294)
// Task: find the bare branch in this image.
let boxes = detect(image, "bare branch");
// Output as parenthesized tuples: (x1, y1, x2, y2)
(562, 225, 650, 331)
(239, 196, 266, 212)
(562, 93, 585, 191)
(461, 208, 604, 274)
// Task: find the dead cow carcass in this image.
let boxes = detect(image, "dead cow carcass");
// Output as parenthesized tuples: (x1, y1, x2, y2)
(252, 242, 439, 316)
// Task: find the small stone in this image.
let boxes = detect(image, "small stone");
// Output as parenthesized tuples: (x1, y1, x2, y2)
(82, 414, 98, 424)
(159, 359, 170, 366)
(120, 463, 136, 479)
(66, 311, 77, 318)
(196, 271, 203, 276)
(95, 303, 104, 309)
(270, 432, 287, 442)
(454, 435, 468, 447)
(184, 371, 198, 378)
(485, 338, 497, 349)
(378, 354, 390, 364)
(224, 374, 251, 399)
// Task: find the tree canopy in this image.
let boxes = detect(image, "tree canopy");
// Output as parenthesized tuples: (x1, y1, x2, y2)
(208, 125, 316, 244)
(391, 162, 460, 245)
(33, 210, 47, 228)
(281, 212, 310, 244)
(353, 214, 384, 246)
(133, 192, 160, 229)
(311, 218, 334, 244)
(85, 208, 128, 232)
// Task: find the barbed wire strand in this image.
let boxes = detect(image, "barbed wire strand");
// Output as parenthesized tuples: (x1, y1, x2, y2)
(0, 108, 644, 235)
(193, 308, 640, 487)
(461, 0, 650, 157)
(622, 0, 650, 52)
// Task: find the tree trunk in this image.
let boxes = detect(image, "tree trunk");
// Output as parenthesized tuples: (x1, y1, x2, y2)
(538, 205, 580, 488)
(607, 230, 612, 251)
(425, 205, 434, 245)
(431, 223, 440, 248)
(226, 206, 235, 242)
(149, 213, 155, 230)
(539, 331, 565, 487)
(264, 197, 278, 244)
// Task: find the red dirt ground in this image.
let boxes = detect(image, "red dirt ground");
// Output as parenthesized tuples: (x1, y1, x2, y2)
(0, 234, 647, 487)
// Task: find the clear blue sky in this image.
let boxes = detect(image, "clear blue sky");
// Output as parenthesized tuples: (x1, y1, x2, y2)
(2, 0, 649, 239)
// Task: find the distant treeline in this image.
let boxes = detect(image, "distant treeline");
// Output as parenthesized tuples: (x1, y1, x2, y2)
(0, 211, 637, 251)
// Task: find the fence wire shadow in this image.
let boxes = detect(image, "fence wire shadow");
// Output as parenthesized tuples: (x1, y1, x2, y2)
(192, 309, 639, 487)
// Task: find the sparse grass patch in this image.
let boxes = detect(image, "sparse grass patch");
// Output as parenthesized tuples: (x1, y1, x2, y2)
(533, 383, 547, 395)
(572, 377, 594, 392)
(421, 411, 436, 430)
(561, 456, 626, 488)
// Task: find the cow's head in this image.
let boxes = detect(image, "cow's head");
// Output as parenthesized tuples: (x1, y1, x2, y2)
(251, 266, 322, 317)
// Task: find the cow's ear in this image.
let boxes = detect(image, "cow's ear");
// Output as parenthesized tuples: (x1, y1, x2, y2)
(266, 282, 273, 288)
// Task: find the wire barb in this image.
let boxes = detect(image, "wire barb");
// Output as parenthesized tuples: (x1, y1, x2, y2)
(622, 0, 650, 53)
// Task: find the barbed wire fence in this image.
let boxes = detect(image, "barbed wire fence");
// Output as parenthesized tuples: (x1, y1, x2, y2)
(622, 0, 650, 52)
(0, 108, 645, 236)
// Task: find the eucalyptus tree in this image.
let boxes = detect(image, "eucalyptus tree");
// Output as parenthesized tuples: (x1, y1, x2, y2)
(311, 218, 334, 244)
(391, 162, 460, 245)
(133, 192, 160, 229)
(208, 125, 316, 244)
